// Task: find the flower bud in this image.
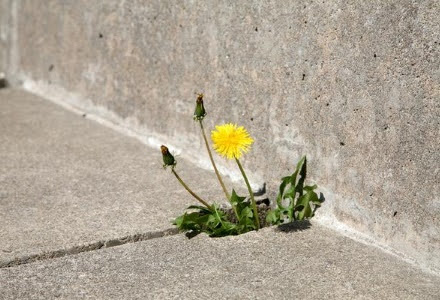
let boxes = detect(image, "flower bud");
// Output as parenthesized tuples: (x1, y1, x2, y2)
(193, 93, 206, 121)
(161, 145, 176, 168)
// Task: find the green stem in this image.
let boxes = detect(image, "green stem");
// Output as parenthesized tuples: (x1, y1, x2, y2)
(172, 169, 212, 210)
(199, 121, 239, 221)
(235, 158, 260, 230)
(199, 120, 231, 200)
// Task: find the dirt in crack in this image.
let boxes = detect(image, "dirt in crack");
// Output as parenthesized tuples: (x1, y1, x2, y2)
(0, 228, 179, 269)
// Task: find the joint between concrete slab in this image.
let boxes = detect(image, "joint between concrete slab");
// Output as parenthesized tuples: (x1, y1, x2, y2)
(0, 228, 179, 269)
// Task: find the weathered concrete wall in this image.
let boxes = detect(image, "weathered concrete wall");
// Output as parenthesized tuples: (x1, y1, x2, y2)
(2, 1, 440, 272)
(0, 0, 11, 74)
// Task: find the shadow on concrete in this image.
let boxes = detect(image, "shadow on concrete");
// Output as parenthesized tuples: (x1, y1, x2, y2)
(276, 220, 312, 233)
(313, 192, 326, 215)
(0, 75, 8, 89)
(185, 231, 201, 239)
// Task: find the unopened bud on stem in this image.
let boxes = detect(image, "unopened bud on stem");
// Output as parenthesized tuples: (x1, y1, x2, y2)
(161, 145, 176, 168)
(193, 93, 206, 121)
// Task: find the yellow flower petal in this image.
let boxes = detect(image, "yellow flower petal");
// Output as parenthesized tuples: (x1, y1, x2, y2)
(211, 123, 254, 159)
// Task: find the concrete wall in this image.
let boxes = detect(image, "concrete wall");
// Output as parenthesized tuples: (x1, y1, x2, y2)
(0, 0, 11, 74)
(2, 1, 439, 273)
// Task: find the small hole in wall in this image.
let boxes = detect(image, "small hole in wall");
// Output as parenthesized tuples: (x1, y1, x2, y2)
(373, 53, 377, 58)
(255, 27, 258, 32)
(250, 117, 254, 121)
(302, 74, 306, 80)
(82, 113, 87, 118)
(340, 142, 345, 146)
(393, 211, 397, 217)
(0, 76, 8, 89)
(99, 33, 103, 38)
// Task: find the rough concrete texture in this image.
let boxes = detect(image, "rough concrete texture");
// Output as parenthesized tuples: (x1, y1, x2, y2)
(0, 89, 236, 267)
(0, 0, 11, 73)
(1, 224, 440, 299)
(2, 1, 440, 272)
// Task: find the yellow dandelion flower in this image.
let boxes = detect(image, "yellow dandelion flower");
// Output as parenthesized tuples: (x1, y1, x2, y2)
(211, 123, 254, 159)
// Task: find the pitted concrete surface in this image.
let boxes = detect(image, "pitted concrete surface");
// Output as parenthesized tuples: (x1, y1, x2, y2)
(1, 89, 439, 299)
(3, 0, 439, 272)
(0, 89, 234, 266)
(0, 0, 11, 73)
(1, 224, 439, 299)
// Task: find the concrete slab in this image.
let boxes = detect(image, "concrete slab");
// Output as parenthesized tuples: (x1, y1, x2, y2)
(0, 88, 236, 266)
(1, 224, 439, 299)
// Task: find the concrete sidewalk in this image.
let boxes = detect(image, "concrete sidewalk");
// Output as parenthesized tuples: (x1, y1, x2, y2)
(1, 89, 439, 299)
(0, 88, 230, 267)
(2, 225, 440, 299)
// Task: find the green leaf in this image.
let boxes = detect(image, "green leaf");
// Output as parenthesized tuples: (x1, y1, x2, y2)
(230, 189, 258, 233)
(283, 185, 297, 200)
(175, 212, 202, 232)
(303, 184, 317, 192)
(173, 155, 322, 237)
(229, 189, 247, 213)
(280, 176, 291, 193)
(277, 175, 293, 207)
(266, 209, 281, 225)
(288, 156, 305, 187)
(173, 203, 246, 237)
(296, 190, 318, 220)
(239, 206, 253, 219)
(173, 215, 184, 226)
(187, 205, 212, 214)
(295, 156, 307, 196)
(238, 207, 255, 231)
(276, 193, 284, 209)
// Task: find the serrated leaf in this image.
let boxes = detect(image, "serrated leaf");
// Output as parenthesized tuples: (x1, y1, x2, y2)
(229, 189, 247, 214)
(230, 189, 246, 205)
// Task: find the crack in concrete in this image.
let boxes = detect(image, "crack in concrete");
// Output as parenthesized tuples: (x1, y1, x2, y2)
(0, 228, 179, 269)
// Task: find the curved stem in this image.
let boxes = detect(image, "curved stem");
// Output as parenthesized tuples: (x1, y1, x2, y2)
(199, 120, 231, 201)
(172, 169, 212, 210)
(235, 158, 260, 230)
